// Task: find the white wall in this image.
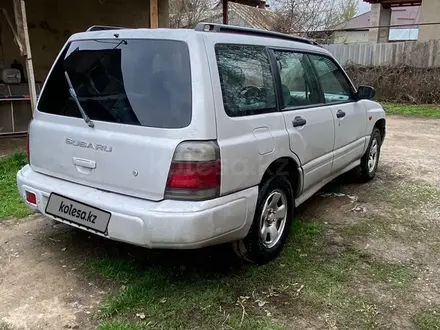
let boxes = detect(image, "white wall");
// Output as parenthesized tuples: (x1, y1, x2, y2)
(419, 0, 440, 41)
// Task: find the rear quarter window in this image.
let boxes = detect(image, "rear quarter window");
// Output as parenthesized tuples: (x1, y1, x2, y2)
(38, 39, 192, 129)
(215, 44, 277, 117)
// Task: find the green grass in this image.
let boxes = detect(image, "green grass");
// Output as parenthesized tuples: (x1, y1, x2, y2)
(0, 322, 12, 330)
(91, 219, 414, 330)
(0, 153, 31, 219)
(89, 256, 140, 282)
(363, 177, 440, 210)
(413, 310, 440, 330)
(384, 104, 440, 118)
(99, 322, 144, 330)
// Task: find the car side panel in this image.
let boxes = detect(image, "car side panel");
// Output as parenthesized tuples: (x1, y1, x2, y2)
(282, 107, 335, 192)
(202, 35, 297, 196)
(363, 100, 387, 131)
(330, 101, 367, 173)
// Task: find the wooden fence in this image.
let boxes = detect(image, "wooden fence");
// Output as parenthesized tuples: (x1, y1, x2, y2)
(322, 40, 440, 67)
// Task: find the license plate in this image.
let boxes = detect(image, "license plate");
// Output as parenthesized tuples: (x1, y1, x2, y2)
(45, 193, 111, 233)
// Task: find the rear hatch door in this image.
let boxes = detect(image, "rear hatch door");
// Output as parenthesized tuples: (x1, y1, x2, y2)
(30, 35, 212, 201)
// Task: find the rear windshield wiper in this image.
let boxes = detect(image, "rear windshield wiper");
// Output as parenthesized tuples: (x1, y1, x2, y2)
(64, 71, 95, 128)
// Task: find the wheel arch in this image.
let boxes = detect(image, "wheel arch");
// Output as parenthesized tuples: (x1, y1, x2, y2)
(374, 118, 386, 144)
(260, 157, 302, 198)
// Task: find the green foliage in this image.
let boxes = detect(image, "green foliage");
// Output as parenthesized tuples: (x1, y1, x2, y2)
(413, 310, 440, 330)
(0, 153, 31, 219)
(384, 104, 440, 118)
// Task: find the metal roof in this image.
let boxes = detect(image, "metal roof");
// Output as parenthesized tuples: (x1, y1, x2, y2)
(363, 0, 422, 8)
(226, 2, 279, 30)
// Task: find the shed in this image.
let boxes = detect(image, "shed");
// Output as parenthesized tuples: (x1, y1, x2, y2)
(0, 0, 169, 135)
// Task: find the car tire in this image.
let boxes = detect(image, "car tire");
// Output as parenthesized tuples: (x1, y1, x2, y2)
(358, 128, 382, 182)
(232, 175, 294, 265)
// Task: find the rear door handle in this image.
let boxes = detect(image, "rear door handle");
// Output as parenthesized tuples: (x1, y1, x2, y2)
(336, 110, 346, 119)
(73, 157, 96, 169)
(293, 116, 307, 127)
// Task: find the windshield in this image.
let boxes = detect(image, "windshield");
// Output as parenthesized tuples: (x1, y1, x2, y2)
(38, 39, 192, 129)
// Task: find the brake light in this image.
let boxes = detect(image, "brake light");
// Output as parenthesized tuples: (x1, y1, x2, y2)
(165, 141, 221, 200)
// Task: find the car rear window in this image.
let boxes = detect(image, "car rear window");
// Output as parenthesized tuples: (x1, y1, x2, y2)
(38, 39, 192, 128)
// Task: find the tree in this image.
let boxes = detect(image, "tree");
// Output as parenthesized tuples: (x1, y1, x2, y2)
(339, 0, 358, 24)
(272, 0, 358, 35)
(169, 0, 218, 28)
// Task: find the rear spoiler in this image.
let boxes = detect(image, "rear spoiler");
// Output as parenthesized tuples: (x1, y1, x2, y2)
(86, 25, 127, 32)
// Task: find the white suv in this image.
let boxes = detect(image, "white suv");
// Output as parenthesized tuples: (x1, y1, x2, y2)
(17, 23, 385, 264)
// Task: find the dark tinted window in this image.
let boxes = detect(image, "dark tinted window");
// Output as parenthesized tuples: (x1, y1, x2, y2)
(38, 39, 192, 128)
(274, 51, 322, 108)
(215, 44, 277, 117)
(309, 54, 354, 104)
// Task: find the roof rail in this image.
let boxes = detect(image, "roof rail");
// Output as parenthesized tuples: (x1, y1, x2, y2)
(195, 23, 321, 47)
(86, 25, 126, 32)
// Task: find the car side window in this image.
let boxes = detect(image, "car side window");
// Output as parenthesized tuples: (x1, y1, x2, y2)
(274, 50, 322, 109)
(309, 54, 354, 104)
(215, 44, 277, 117)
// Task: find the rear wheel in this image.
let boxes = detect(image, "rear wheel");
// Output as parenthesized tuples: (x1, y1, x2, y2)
(232, 175, 293, 264)
(358, 128, 382, 182)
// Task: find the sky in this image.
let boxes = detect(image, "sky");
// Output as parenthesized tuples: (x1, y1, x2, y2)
(359, 0, 371, 14)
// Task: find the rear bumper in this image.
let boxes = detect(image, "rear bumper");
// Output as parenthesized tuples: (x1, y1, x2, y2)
(17, 165, 258, 249)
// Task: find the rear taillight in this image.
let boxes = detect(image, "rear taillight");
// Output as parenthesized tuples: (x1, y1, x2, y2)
(165, 141, 221, 200)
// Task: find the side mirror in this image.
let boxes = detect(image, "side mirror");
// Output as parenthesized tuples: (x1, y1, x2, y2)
(356, 85, 375, 100)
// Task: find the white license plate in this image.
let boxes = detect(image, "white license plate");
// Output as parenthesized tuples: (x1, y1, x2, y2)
(45, 193, 111, 233)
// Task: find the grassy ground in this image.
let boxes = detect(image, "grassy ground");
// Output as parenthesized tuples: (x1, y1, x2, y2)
(92, 219, 411, 330)
(1, 127, 439, 329)
(384, 103, 440, 118)
(0, 153, 31, 219)
(413, 310, 440, 330)
(86, 165, 440, 330)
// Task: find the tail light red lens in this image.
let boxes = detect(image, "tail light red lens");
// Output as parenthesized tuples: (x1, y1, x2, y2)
(165, 141, 221, 200)
(167, 160, 220, 190)
(26, 191, 37, 205)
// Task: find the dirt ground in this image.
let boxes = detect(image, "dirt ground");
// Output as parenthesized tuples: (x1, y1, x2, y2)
(0, 116, 440, 330)
(382, 117, 440, 187)
(0, 217, 111, 330)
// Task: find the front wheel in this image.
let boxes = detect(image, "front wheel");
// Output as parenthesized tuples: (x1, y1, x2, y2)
(358, 128, 382, 182)
(232, 175, 293, 264)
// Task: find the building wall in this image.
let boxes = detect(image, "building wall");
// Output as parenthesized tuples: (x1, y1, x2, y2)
(25, 0, 152, 81)
(0, 0, 154, 81)
(0, 1, 22, 73)
(1, 0, 170, 82)
(368, 3, 391, 43)
(419, 0, 440, 42)
(333, 30, 369, 44)
(0, 0, 169, 134)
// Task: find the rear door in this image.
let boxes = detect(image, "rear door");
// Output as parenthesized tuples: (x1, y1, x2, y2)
(309, 54, 367, 172)
(204, 39, 288, 195)
(30, 35, 215, 201)
(272, 50, 335, 191)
